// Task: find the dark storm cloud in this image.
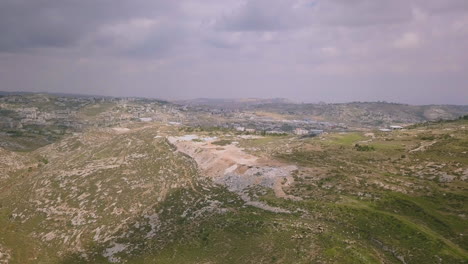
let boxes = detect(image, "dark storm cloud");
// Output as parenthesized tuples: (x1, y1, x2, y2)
(0, 0, 176, 52)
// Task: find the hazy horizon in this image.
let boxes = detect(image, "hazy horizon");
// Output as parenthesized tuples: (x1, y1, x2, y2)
(4, 90, 468, 106)
(1, 0, 467, 104)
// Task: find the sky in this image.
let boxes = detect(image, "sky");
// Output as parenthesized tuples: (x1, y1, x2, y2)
(0, 0, 467, 104)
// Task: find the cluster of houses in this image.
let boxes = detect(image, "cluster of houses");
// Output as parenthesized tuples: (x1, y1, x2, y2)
(0, 94, 353, 138)
(0, 94, 189, 130)
(218, 115, 344, 137)
(233, 126, 324, 136)
(235, 127, 257, 133)
(0, 105, 80, 129)
(294, 128, 324, 136)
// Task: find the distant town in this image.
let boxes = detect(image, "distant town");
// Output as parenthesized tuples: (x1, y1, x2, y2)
(3, 93, 465, 144)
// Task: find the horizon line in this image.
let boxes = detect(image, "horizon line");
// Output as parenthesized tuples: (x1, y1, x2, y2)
(1, 90, 467, 106)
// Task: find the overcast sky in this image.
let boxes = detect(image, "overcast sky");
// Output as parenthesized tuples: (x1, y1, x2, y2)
(0, 0, 467, 104)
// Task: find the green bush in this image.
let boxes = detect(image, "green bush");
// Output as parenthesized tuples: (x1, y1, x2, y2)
(354, 144, 375, 151)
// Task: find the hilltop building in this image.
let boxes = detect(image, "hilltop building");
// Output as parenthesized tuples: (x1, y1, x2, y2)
(294, 128, 309, 135)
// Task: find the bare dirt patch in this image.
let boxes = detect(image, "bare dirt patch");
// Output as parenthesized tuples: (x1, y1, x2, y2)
(168, 135, 301, 212)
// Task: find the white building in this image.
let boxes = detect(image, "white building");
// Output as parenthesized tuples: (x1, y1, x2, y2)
(266, 130, 284, 135)
(235, 126, 245, 132)
(294, 128, 309, 135)
(379, 128, 392, 132)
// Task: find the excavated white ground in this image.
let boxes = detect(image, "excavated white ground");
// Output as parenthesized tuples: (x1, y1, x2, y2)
(168, 135, 301, 213)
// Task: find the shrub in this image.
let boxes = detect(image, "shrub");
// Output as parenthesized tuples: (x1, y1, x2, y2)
(354, 144, 375, 151)
(419, 135, 435, 141)
(212, 140, 232, 146)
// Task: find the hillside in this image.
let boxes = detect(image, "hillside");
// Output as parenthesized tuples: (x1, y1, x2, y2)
(0, 125, 202, 263)
(173, 98, 296, 108)
(0, 93, 467, 263)
(172, 98, 468, 127)
(248, 102, 468, 126)
(0, 114, 467, 263)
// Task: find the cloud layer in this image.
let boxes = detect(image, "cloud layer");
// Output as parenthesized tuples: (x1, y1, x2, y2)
(0, 0, 467, 104)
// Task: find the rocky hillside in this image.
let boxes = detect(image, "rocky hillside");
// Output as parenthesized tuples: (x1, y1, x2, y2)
(0, 112, 467, 263)
(250, 102, 468, 126)
(0, 125, 204, 263)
